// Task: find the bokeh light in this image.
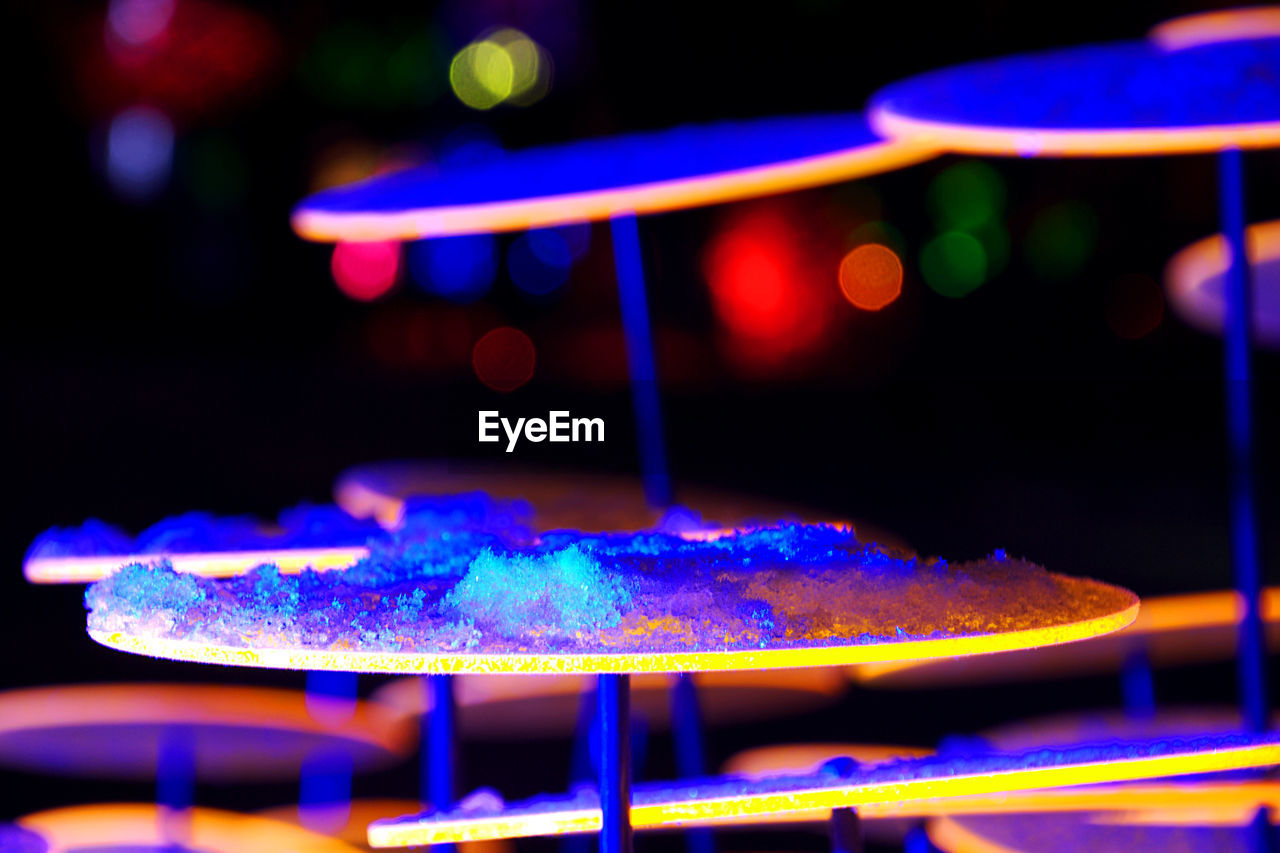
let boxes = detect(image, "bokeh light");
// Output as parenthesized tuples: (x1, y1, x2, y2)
(407, 235, 497, 302)
(107, 0, 174, 47)
(508, 229, 573, 296)
(331, 241, 400, 301)
(920, 231, 987, 298)
(927, 160, 1005, 231)
(449, 29, 550, 110)
(301, 25, 446, 110)
(1106, 273, 1164, 339)
(473, 327, 536, 392)
(106, 105, 174, 201)
(847, 221, 905, 255)
(838, 244, 903, 311)
(1026, 200, 1099, 281)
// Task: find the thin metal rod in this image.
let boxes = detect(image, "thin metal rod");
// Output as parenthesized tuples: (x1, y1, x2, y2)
(610, 212, 672, 507)
(157, 725, 195, 847)
(1120, 649, 1156, 720)
(671, 674, 714, 853)
(598, 673, 633, 853)
(1219, 147, 1267, 733)
(829, 807, 863, 853)
(425, 674, 457, 853)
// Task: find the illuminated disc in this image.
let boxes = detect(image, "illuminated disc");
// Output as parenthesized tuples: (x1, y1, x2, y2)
(929, 804, 1280, 853)
(16, 803, 361, 852)
(24, 545, 369, 585)
(88, 572, 1137, 674)
(1151, 7, 1280, 51)
(291, 115, 936, 241)
(371, 668, 848, 738)
(1165, 219, 1280, 348)
(869, 39, 1280, 156)
(851, 587, 1280, 689)
(365, 732, 1280, 846)
(333, 460, 911, 550)
(0, 684, 414, 780)
(260, 800, 513, 853)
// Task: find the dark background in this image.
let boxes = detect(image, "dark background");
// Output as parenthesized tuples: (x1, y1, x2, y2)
(2, 1, 1278, 848)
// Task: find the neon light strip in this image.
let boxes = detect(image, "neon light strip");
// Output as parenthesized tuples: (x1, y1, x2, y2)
(292, 142, 937, 242)
(366, 739, 1280, 846)
(25, 546, 369, 583)
(88, 599, 1137, 675)
(1151, 8, 1280, 51)
(869, 106, 1280, 157)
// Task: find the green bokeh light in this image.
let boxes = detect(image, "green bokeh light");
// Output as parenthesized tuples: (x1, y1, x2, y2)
(920, 231, 987, 298)
(846, 221, 906, 256)
(1025, 200, 1099, 280)
(927, 161, 1006, 231)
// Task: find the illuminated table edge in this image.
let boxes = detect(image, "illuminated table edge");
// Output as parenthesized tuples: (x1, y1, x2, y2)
(87, 599, 1138, 675)
(290, 139, 938, 242)
(1150, 7, 1280, 51)
(1165, 218, 1280, 342)
(24, 545, 370, 584)
(0, 682, 415, 758)
(365, 740, 1280, 846)
(868, 107, 1280, 157)
(848, 587, 1280, 687)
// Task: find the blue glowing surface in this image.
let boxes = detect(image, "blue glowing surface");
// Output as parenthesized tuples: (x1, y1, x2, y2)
(294, 115, 885, 216)
(871, 39, 1280, 132)
(84, 518, 1132, 659)
(0, 825, 46, 853)
(28, 495, 524, 560)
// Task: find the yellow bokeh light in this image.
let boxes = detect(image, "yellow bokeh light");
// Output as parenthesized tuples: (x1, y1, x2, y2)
(450, 41, 514, 110)
(450, 29, 550, 111)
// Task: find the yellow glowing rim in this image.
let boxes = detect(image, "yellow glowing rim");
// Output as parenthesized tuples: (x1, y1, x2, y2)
(25, 546, 370, 584)
(695, 779, 1280, 829)
(16, 803, 362, 852)
(1150, 7, 1280, 51)
(89, 597, 1137, 675)
(850, 587, 1280, 687)
(291, 140, 937, 241)
(0, 683, 415, 759)
(365, 740, 1280, 846)
(1164, 218, 1280, 341)
(869, 107, 1280, 157)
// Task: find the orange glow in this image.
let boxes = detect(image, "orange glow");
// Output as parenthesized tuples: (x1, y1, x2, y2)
(372, 668, 847, 738)
(261, 799, 514, 853)
(1151, 7, 1280, 51)
(332, 240, 400, 301)
(0, 683, 415, 776)
(870, 106, 1280, 157)
(89, 596, 1138, 674)
(838, 243, 904, 310)
(366, 741, 1280, 846)
(472, 326, 536, 392)
(851, 587, 1280, 688)
(24, 545, 370, 584)
(17, 803, 362, 852)
(293, 141, 936, 241)
(1164, 218, 1280, 344)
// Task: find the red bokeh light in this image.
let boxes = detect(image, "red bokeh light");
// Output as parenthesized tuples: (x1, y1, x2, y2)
(473, 327, 536, 392)
(331, 241, 400, 301)
(702, 205, 834, 370)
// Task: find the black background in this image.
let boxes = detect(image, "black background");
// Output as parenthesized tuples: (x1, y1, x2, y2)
(3, 1, 1279, 848)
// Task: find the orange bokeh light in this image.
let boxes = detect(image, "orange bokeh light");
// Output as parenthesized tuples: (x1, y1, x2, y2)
(472, 326, 536, 392)
(838, 243, 903, 310)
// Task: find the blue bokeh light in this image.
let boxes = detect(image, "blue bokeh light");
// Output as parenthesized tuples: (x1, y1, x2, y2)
(106, 106, 175, 201)
(407, 234, 497, 302)
(508, 228, 572, 295)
